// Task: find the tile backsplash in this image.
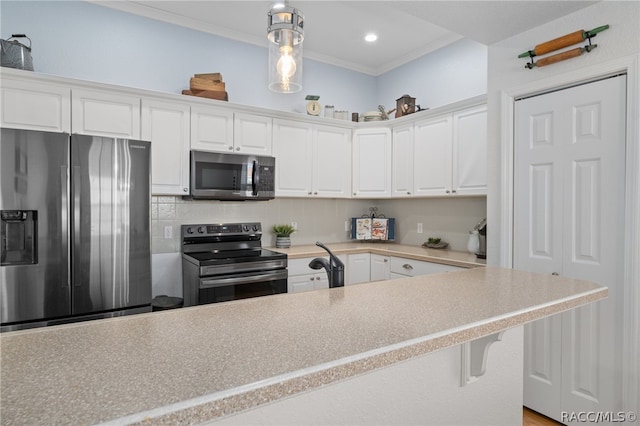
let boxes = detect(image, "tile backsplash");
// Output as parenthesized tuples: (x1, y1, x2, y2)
(152, 196, 486, 253)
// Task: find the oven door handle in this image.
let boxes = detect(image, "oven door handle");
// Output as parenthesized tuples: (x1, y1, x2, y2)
(200, 270, 287, 289)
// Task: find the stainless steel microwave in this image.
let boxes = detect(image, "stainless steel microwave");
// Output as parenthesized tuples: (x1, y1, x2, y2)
(187, 151, 276, 201)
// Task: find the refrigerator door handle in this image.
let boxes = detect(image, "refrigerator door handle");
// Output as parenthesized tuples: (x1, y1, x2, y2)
(61, 166, 70, 288)
(72, 165, 82, 287)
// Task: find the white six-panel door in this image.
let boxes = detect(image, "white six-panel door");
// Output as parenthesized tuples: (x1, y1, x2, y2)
(514, 75, 626, 422)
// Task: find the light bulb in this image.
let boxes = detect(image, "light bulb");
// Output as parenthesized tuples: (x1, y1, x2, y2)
(277, 53, 296, 80)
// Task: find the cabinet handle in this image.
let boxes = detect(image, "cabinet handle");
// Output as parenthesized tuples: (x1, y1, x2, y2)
(407, 191, 411, 195)
(451, 189, 457, 194)
(183, 188, 188, 192)
(445, 190, 451, 194)
(353, 193, 356, 196)
(552, 272, 559, 276)
(235, 147, 240, 151)
(384, 259, 388, 263)
(228, 146, 233, 151)
(402, 264, 413, 270)
(308, 191, 312, 195)
(314, 192, 318, 195)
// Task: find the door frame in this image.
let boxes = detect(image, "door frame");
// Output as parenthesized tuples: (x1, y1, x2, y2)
(498, 54, 639, 414)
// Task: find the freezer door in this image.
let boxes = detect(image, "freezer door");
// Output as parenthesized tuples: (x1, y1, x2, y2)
(71, 135, 151, 315)
(0, 129, 71, 324)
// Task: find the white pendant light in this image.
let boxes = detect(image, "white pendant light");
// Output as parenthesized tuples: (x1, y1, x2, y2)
(267, 2, 304, 93)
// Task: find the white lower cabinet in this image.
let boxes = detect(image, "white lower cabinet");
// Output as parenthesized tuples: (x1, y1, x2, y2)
(346, 253, 370, 285)
(141, 98, 190, 195)
(370, 254, 390, 281)
(287, 256, 346, 293)
(389, 256, 464, 277)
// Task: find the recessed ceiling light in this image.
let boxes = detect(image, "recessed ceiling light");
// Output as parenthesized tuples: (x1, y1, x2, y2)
(364, 33, 378, 42)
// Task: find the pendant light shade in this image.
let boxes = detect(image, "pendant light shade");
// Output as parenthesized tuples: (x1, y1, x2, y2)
(267, 4, 304, 93)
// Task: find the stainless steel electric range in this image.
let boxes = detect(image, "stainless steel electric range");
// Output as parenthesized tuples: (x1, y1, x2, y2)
(181, 222, 288, 306)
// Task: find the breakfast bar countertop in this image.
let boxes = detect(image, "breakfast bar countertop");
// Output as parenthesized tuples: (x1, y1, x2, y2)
(0, 267, 605, 425)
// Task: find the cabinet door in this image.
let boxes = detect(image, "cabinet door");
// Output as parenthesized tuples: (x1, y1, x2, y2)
(370, 254, 390, 282)
(273, 119, 313, 197)
(452, 105, 487, 195)
(190, 105, 233, 152)
(234, 113, 272, 155)
(352, 128, 392, 197)
(414, 115, 452, 196)
(141, 99, 190, 195)
(72, 88, 140, 138)
(313, 125, 351, 198)
(288, 274, 316, 293)
(392, 123, 414, 197)
(346, 253, 370, 285)
(1, 78, 70, 132)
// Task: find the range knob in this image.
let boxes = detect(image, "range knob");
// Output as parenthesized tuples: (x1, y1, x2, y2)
(186, 227, 194, 234)
(197, 226, 206, 234)
(252, 224, 260, 232)
(243, 225, 249, 232)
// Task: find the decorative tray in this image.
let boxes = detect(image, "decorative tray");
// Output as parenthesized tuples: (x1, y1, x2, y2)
(421, 241, 449, 249)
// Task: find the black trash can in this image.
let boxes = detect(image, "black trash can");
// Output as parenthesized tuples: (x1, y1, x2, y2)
(152, 295, 184, 311)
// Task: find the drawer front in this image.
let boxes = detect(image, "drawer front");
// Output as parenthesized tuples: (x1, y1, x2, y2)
(288, 257, 328, 276)
(389, 257, 464, 276)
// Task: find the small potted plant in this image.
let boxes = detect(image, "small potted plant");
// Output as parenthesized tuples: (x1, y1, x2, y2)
(272, 224, 295, 248)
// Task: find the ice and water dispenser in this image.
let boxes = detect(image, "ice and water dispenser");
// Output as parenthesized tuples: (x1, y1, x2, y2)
(1, 210, 38, 266)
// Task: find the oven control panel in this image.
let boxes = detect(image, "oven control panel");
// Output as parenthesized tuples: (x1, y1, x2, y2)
(182, 222, 262, 237)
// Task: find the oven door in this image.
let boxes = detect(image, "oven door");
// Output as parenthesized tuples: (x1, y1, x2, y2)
(198, 269, 287, 304)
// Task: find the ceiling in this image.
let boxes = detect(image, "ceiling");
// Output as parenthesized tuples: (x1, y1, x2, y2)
(92, 1, 598, 76)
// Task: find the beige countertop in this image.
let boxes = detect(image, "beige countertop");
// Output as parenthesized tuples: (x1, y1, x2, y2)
(0, 267, 604, 425)
(268, 242, 486, 268)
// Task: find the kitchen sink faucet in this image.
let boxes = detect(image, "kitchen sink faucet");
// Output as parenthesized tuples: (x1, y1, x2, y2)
(308, 242, 344, 288)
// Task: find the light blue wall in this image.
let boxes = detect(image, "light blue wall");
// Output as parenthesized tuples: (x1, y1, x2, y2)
(0, 1, 486, 114)
(376, 39, 488, 111)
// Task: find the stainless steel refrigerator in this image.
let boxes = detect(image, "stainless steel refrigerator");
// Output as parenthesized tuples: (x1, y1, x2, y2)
(1, 129, 152, 331)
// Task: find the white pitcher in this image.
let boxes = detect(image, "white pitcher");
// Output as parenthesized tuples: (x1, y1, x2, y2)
(467, 230, 480, 254)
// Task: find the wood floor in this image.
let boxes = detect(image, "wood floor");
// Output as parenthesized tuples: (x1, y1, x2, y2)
(523, 407, 562, 426)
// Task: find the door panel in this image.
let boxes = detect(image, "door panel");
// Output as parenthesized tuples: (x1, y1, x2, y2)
(71, 135, 151, 315)
(0, 129, 70, 324)
(515, 75, 626, 421)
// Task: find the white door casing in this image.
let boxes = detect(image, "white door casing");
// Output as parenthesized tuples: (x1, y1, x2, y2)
(515, 75, 626, 421)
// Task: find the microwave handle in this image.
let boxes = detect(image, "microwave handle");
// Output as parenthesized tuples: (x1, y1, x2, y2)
(252, 160, 259, 196)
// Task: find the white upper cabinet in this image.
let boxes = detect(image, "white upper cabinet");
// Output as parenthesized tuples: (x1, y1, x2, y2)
(233, 112, 272, 155)
(391, 123, 415, 197)
(1, 77, 71, 132)
(452, 105, 487, 195)
(313, 124, 351, 197)
(352, 128, 392, 198)
(141, 98, 190, 195)
(414, 114, 454, 196)
(273, 119, 313, 196)
(274, 120, 350, 198)
(413, 104, 487, 196)
(71, 88, 141, 138)
(190, 105, 234, 152)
